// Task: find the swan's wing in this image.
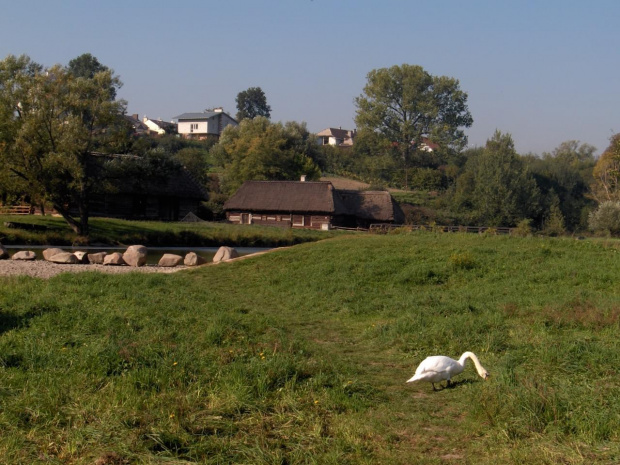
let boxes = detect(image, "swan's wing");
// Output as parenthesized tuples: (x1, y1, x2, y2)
(415, 356, 456, 375)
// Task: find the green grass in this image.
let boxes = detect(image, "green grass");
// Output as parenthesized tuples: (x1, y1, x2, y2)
(0, 215, 342, 247)
(1, 232, 620, 463)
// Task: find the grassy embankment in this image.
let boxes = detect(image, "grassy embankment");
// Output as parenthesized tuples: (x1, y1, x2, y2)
(0, 215, 340, 247)
(1, 232, 620, 463)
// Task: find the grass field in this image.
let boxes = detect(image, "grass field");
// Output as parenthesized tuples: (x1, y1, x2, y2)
(0, 215, 339, 247)
(1, 231, 620, 463)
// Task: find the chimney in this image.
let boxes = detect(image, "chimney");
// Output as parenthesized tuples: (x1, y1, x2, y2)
(132, 114, 139, 120)
(300, 175, 307, 182)
(214, 107, 223, 113)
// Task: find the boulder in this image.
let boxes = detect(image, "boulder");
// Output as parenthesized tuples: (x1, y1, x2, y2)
(43, 247, 65, 261)
(0, 243, 8, 260)
(184, 252, 206, 266)
(213, 246, 239, 263)
(11, 250, 36, 261)
(158, 253, 183, 267)
(123, 245, 148, 267)
(48, 252, 79, 264)
(73, 251, 89, 264)
(87, 252, 108, 264)
(103, 252, 125, 266)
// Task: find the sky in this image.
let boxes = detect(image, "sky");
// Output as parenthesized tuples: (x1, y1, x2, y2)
(1, 0, 619, 155)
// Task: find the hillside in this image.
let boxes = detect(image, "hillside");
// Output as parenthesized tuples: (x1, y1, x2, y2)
(1, 233, 619, 463)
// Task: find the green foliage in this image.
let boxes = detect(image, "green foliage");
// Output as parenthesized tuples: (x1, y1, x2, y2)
(592, 133, 620, 203)
(0, 54, 124, 235)
(588, 201, 620, 235)
(525, 140, 596, 231)
(218, 117, 321, 194)
(451, 131, 540, 226)
(235, 86, 271, 121)
(355, 64, 473, 182)
(511, 218, 533, 237)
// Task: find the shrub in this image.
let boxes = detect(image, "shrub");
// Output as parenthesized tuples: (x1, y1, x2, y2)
(512, 219, 533, 237)
(588, 201, 620, 235)
(449, 251, 476, 270)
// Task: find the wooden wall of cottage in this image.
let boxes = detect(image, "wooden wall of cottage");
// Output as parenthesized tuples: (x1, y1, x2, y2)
(226, 211, 333, 230)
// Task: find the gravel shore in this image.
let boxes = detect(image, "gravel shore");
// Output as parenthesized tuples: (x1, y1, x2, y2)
(0, 259, 187, 279)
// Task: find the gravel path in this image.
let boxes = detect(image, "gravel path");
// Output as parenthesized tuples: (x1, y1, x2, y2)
(0, 259, 187, 279)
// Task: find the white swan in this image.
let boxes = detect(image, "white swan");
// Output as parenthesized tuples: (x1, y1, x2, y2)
(406, 352, 489, 390)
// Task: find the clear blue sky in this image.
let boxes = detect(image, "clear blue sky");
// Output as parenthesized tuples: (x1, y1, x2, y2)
(1, 0, 618, 155)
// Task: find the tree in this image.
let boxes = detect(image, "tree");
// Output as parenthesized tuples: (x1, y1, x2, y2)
(452, 131, 540, 226)
(0, 54, 124, 235)
(525, 140, 596, 231)
(67, 53, 117, 100)
(216, 117, 320, 194)
(235, 87, 271, 121)
(592, 134, 620, 202)
(355, 64, 473, 187)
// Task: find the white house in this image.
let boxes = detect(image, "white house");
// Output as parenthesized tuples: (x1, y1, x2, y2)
(317, 127, 357, 147)
(142, 116, 177, 135)
(173, 108, 238, 139)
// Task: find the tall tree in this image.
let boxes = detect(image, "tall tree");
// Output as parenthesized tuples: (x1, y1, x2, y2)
(67, 53, 117, 100)
(592, 134, 620, 202)
(216, 117, 320, 194)
(0, 54, 124, 235)
(235, 87, 271, 121)
(525, 140, 596, 230)
(355, 64, 473, 187)
(452, 131, 540, 226)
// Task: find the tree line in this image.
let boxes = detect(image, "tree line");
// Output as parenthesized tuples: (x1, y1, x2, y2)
(1, 55, 619, 236)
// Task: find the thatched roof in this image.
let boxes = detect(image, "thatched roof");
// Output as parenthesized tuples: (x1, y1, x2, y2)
(224, 181, 404, 224)
(224, 181, 348, 214)
(338, 190, 405, 223)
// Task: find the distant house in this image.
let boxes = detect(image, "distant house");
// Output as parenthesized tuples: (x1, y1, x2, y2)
(317, 127, 357, 147)
(142, 116, 177, 135)
(223, 180, 404, 230)
(173, 108, 238, 140)
(124, 114, 149, 135)
(81, 154, 207, 221)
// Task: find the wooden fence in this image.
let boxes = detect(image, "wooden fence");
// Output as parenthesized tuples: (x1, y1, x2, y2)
(369, 224, 513, 235)
(0, 205, 33, 215)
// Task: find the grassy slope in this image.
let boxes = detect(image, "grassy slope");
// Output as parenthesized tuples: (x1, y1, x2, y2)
(0, 215, 340, 247)
(1, 232, 620, 464)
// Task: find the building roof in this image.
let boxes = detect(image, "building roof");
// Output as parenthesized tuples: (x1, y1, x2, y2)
(223, 181, 348, 214)
(224, 181, 404, 224)
(317, 127, 353, 139)
(338, 190, 405, 223)
(173, 111, 221, 121)
(145, 118, 177, 131)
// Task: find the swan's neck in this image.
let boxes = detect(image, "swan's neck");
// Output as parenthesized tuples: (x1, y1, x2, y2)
(459, 352, 487, 377)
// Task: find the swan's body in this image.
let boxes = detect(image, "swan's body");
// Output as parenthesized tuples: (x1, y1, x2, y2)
(407, 351, 489, 390)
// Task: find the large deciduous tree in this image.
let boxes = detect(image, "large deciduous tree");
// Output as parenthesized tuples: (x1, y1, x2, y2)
(235, 86, 271, 121)
(215, 117, 320, 194)
(0, 54, 124, 235)
(355, 64, 473, 187)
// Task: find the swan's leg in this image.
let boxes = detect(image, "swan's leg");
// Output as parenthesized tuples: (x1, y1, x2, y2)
(431, 382, 438, 391)
(446, 379, 452, 388)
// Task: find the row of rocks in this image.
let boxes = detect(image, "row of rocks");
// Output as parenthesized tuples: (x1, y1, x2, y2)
(0, 243, 239, 268)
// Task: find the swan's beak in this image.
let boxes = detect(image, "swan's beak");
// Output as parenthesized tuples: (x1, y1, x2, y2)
(483, 372, 490, 380)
